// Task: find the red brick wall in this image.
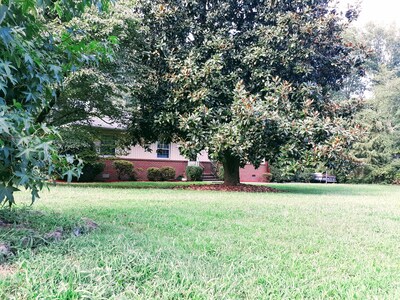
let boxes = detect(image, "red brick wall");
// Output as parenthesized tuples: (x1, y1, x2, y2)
(97, 159, 188, 181)
(96, 159, 269, 182)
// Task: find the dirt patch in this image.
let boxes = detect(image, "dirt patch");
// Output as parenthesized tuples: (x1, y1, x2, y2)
(0, 213, 100, 264)
(0, 264, 16, 278)
(174, 184, 279, 193)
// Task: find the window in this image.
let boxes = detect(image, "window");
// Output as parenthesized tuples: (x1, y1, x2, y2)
(98, 135, 116, 156)
(157, 142, 170, 159)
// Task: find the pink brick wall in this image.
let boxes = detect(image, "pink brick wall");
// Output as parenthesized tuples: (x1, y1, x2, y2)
(199, 161, 213, 174)
(239, 163, 270, 182)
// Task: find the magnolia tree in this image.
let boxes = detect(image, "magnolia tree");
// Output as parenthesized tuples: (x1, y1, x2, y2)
(129, 0, 367, 185)
(0, 0, 112, 206)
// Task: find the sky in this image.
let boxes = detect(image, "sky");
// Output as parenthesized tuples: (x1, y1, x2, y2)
(339, 0, 400, 26)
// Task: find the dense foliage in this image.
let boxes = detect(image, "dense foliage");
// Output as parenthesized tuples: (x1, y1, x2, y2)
(186, 166, 203, 182)
(147, 167, 162, 181)
(160, 166, 176, 181)
(43, 1, 138, 127)
(130, 0, 367, 185)
(58, 127, 105, 182)
(345, 24, 400, 183)
(146, 166, 176, 181)
(113, 160, 136, 181)
(0, 0, 111, 205)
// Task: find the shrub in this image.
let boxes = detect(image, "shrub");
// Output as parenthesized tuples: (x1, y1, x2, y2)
(147, 167, 162, 181)
(63, 149, 104, 182)
(58, 127, 104, 182)
(262, 173, 272, 182)
(269, 165, 286, 183)
(160, 166, 176, 181)
(79, 161, 105, 182)
(113, 160, 136, 181)
(294, 169, 314, 183)
(186, 166, 203, 181)
(269, 165, 315, 183)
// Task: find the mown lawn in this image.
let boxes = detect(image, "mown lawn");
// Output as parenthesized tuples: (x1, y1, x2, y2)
(1, 183, 400, 299)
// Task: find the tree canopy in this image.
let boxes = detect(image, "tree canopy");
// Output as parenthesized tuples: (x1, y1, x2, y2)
(128, 0, 367, 185)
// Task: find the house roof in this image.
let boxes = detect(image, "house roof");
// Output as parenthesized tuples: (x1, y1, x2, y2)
(85, 117, 126, 130)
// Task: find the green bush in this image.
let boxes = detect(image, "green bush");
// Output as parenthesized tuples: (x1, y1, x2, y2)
(347, 160, 400, 184)
(186, 166, 203, 181)
(65, 149, 105, 182)
(80, 161, 105, 182)
(262, 173, 272, 182)
(160, 166, 176, 181)
(269, 165, 286, 183)
(147, 167, 162, 181)
(269, 164, 315, 183)
(58, 127, 104, 182)
(294, 169, 314, 183)
(113, 160, 136, 181)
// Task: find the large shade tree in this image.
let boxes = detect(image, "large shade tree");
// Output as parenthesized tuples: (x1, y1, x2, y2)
(128, 0, 367, 185)
(0, 0, 112, 206)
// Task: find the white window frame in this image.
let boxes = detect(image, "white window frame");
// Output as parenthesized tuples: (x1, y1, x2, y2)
(156, 142, 170, 159)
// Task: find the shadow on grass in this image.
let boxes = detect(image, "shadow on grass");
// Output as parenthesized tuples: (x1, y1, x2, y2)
(0, 207, 98, 264)
(267, 183, 391, 196)
(55, 180, 397, 197)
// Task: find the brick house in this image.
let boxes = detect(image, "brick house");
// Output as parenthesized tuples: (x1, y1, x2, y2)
(91, 119, 269, 182)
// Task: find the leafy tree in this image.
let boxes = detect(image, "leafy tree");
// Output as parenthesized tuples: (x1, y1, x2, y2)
(57, 127, 105, 182)
(345, 24, 400, 183)
(0, 0, 111, 206)
(42, 1, 139, 127)
(129, 0, 366, 185)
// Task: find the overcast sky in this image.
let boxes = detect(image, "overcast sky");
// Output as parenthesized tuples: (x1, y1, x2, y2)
(339, 0, 400, 26)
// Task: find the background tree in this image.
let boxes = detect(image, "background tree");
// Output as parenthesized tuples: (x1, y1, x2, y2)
(0, 0, 111, 206)
(344, 23, 400, 183)
(129, 0, 367, 185)
(42, 1, 139, 128)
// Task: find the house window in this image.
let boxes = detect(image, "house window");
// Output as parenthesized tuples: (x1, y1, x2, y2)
(157, 142, 170, 159)
(99, 136, 116, 156)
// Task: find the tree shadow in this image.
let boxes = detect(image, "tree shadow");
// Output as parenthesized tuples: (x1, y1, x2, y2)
(267, 183, 387, 196)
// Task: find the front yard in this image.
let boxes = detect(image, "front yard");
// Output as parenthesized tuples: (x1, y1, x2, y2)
(1, 184, 400, 299)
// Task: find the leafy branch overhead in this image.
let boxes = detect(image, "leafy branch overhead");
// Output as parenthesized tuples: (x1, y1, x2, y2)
(0, 0, 112, 206)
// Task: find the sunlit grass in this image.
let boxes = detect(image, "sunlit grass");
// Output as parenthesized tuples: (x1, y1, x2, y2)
(1, 184, 400, 299)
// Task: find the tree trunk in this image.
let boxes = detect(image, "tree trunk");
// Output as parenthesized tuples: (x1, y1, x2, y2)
(222, 153, 240, 186)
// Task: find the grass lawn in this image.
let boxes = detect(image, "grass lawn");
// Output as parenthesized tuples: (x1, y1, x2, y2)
(1, 183, 400, 299)
(55, 180, 214, 189)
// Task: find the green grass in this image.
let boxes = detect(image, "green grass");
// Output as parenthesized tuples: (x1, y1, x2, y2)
(56, 180, 213, 189)
(1, 183, 400, 299)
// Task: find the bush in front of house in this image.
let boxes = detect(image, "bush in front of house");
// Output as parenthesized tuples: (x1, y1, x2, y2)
(58, 127, 105, 182)
(160, 166, 176, 181)
(147, 167, 162, 181)
(186, 166, 203, 181)
(262, 173, 272, 182)
(67, 148, 105, 182)
(79, 158, 106, 182)
(113, 160, 137, 181)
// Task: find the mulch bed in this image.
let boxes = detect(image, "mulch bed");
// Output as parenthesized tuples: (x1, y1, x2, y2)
(174, 184, 279, 193)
